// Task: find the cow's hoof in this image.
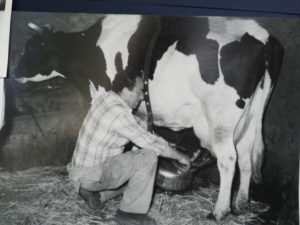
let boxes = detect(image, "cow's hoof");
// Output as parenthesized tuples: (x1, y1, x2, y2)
(206, 213, 216, 221)
(211, 208, 230, 221)
(232, 202, 249, 215)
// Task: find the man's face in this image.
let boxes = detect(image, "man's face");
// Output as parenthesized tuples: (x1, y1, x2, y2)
(127, 77, 144, 109)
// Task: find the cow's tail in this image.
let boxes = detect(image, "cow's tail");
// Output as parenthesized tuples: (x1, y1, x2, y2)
(250, 71, 271, 184)
(251, 35, 284, 183)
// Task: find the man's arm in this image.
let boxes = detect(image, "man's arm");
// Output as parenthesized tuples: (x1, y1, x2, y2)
(154, 138, 191, 169)
(113, 111, 191, 168)
(133, 115, 147, 129)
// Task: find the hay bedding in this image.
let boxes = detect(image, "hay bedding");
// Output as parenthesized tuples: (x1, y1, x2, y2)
(0, 167, 269, 225)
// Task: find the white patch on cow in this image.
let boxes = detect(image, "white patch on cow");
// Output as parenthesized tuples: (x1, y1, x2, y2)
(0, 79, 5, 130)
(28, 22, 42, 32)
(97, 15, 141, 81)
(207, 17, 269, 47)
(15, 70, 65, 83)
(144, 42, 201, 128)
(89, 79, 106, 103)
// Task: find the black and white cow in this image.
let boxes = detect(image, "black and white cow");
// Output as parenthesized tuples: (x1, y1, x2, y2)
(14, 15, 284, 220)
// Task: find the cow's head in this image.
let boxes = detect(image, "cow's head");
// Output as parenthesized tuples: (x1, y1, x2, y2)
(14, 23, 59, 82)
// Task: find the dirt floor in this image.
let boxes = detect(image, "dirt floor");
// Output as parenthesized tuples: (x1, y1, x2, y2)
(0, 166, 273, 225)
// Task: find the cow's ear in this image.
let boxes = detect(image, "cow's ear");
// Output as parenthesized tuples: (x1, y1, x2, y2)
(84, 19, 102, 44)
(115, 52, 123, 74)
(28, 23, 42, 33)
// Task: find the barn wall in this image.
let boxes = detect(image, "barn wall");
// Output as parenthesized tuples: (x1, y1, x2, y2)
(0, 79, 88, 170)
(256, 18, 299, 221)
(257, 18, 300, 182)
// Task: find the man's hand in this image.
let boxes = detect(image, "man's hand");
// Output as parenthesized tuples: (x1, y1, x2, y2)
(177, 153, 191, 171)
(159, 142, 191, 171)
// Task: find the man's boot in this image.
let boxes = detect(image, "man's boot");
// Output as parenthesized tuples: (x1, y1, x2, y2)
(115, 209, 156, 225)
(79, 187, 104, 210)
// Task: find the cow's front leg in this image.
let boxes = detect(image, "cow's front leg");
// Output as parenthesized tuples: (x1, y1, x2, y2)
(212, 137, 237, 220)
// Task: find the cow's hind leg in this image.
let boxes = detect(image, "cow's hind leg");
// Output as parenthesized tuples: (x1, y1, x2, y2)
(211, 127, 237, 220)
(234, 74, 271, 214)
(234, 124, 264, 214)
(234, 131, 253, 214)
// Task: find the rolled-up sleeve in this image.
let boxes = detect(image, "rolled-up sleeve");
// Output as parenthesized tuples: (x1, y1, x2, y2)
(112, 111, 169, 155)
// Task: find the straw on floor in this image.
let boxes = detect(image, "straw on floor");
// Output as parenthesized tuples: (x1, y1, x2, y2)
(0, 166, 269, 225)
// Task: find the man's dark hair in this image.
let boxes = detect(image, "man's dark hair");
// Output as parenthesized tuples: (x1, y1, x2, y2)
(112, 69, 143, 93)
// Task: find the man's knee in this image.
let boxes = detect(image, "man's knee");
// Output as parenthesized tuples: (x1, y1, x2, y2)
(142, 149, 158, 164)
(136, 149, 158, 169)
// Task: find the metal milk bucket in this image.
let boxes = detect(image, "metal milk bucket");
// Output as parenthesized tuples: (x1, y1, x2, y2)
(156, 145, 214, 191)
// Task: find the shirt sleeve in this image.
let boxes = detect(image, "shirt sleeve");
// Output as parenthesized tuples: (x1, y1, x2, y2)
(112, 110, 169, 155)
(133, 115, 147, 129)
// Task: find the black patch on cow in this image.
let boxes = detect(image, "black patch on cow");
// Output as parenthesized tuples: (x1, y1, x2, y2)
(264, 35, 284, 87)
(148, 16, 181, 78)
(126, 16, 159, 80)
(151, 17, 220, 84)
(220, 33, 266, 100)
(126, 16, 220, 84)
(53, 21, 111, 100)
(176, 35, 220, 84)
(115, 52, 123, 73)
(236, 98, 245, 109)
(193, 39, 219, 84)
(16, 18, 111, 101)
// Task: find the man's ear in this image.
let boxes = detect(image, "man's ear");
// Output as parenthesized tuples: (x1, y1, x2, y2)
(119, 87, 131, 100)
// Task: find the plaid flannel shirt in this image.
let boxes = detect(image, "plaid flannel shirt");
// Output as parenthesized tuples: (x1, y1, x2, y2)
(70, 91, 168, 167)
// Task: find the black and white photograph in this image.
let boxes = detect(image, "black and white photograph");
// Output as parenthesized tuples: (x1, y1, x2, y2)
(0, 12, 299, 225)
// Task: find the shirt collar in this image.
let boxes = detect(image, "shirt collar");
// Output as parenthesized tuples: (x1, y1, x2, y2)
(109, 91, 133, 113)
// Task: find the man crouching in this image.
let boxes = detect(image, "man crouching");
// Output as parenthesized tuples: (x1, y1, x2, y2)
(67, 70, 190, 225)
